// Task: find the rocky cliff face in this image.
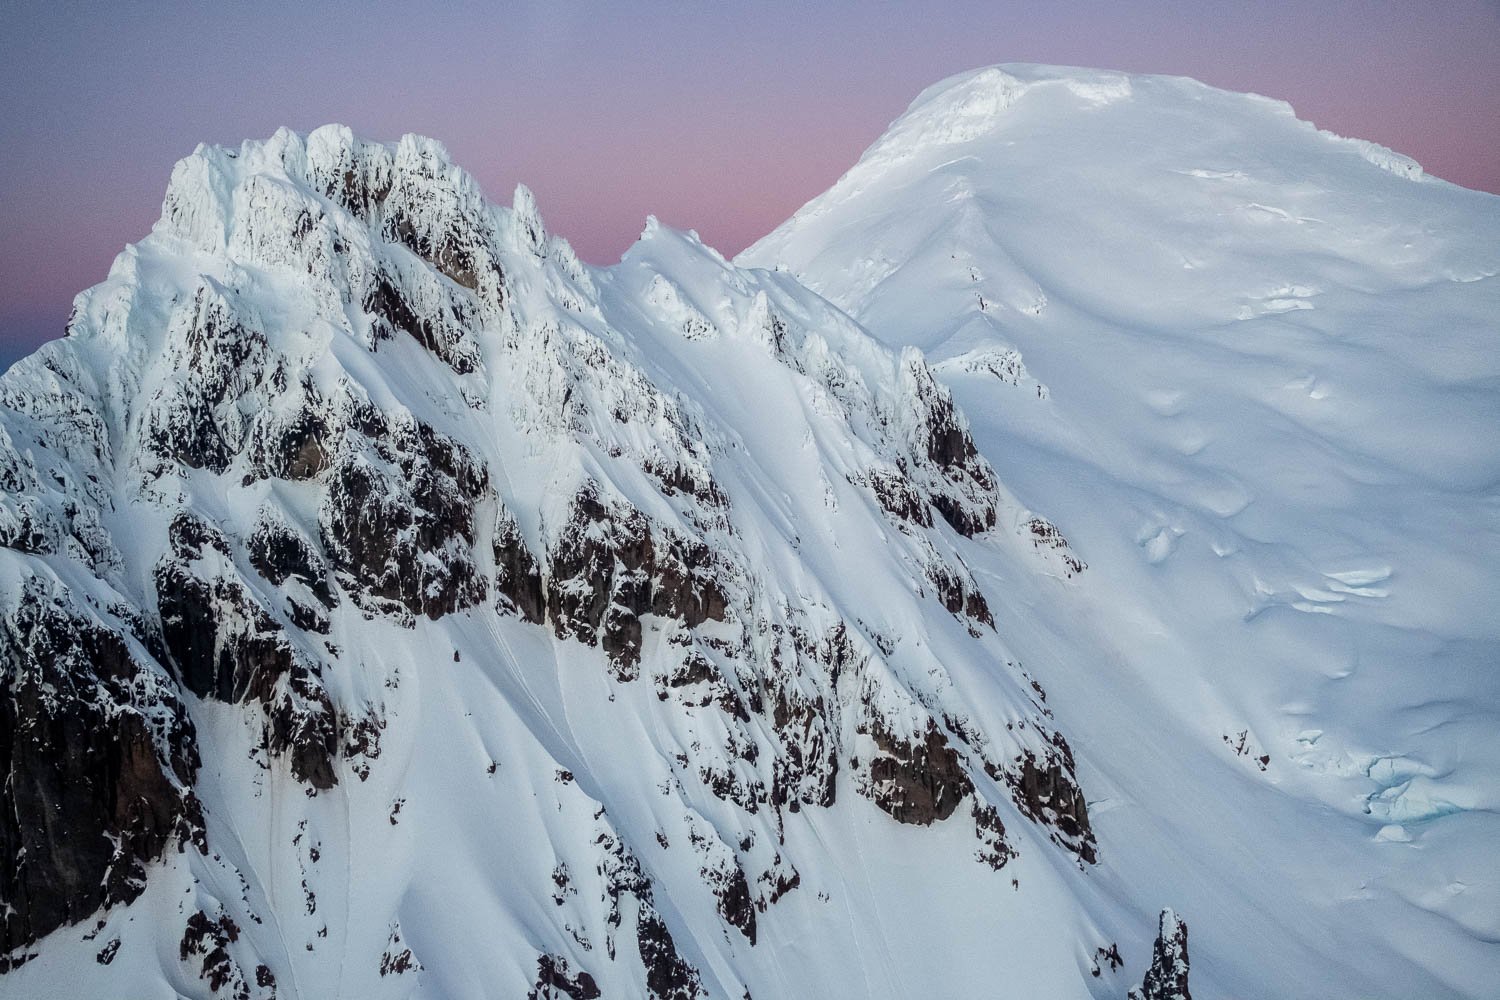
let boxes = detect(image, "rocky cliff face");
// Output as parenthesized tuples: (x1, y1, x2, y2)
(0, 126, 1104, 997)
(0, 578, 200, 956)
(1130, 909, 1192, 1000)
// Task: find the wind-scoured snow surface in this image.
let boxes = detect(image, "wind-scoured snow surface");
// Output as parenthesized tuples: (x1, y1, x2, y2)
(0, 63, 1496, 1000)
(744, 63, 1500, 997)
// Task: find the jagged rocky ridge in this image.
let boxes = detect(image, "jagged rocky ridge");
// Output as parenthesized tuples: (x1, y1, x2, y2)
(0, 125, 1101, 996)
(1129, 910, 1192, 1000)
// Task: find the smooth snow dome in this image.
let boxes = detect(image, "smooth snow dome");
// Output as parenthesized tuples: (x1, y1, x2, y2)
(0, 62, 1496, 1000)
(745, 62, 1500, 996)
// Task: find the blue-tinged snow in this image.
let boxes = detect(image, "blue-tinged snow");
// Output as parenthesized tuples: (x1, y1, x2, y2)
(3, 62, 1496, 1000)
(744, 63, 1500, 998)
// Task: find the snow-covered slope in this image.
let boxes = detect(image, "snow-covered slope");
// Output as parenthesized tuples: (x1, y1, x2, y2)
(3, 61, 1497, 1000)
(1, 124, 1109, 1000)
(744, 63, 1500, 997)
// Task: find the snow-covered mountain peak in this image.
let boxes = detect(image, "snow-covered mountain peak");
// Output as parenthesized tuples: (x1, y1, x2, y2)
(511, 181, 547, 253)
(151, 124, 594, 314)
(742, 63, 1495, 359)
(863, 63, 1135, 157)
(742, 62, 1500, 1000)
(1, 122, 1111, 999)
(3, 63, 1496, 998)
(802, 62, 1430, 211)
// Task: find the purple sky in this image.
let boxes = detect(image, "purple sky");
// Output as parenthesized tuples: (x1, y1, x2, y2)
(3, 1, 1498, 368)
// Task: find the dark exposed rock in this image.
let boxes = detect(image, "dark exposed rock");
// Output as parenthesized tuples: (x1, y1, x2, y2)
(755, 856, 801, 909)
(926, 559, 993, 628)
(339, 709, 384, 783)
(286, 598, 329, 635)
(545, 484, 728, 673)
(315, 148, 392, 221)
(551, 862, 575, 906)
(1026, 517, 1085, 577)
(145, 290, 271, 476)
(712, 863, 756, 945)
(899, 353, 998, 537)
(637, 905, 706, 1000)
(972, 801, 1018, 870)
(1091, 942, 1123, 977)
(644, 457, 729, 510)
(180, 910, 248, 996)
(858, 717, 973, 825)
(247, 379, 332, 482)
(919, 386, 978, 469)
(159, 516, 280, 703)
(862, 468, 932, 528)
(592, 825, 705, 997)
(0, 582, 198, 954)
(248, 515, 337, 610)
(379, 923, 419, 977)
(320, 417, 487, 620)
(596, 829, 652, 953)
(366, 269, 423, 342)
(158, 513, 338, 789)
(0, 502, 47, 556)
(768, 685, 838, 815)
(669, 650, 717, 689)
(600, 606, 643, 676)
(1002, 747, 1096, 864)
(267, 672, 340, 791)
(657, 649, 751, 724)
(1130, 909, 1191, 1000)
(364, 269, 478, 375)
(278, 416, 333, 480)
(1223, 730, 1270, 771)
(155, 561, 243, 697)
(761, 623, 853, 820)
(138, 290, 338, 490)
(385, 209, 500, 298)
(686, 822, 757, 944)
(494, 509, 544, 624)
(698, 764, 765, 815)
(529, 954, 601, 1000)
(930, 492, 995, 540)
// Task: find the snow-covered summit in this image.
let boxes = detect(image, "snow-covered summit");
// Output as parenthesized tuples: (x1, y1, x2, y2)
(833, 62, 1426, 182)
(744, 65, 1473, 332)
(745, 62, 1500, 999)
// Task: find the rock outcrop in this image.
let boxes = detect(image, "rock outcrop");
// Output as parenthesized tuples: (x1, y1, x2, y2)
(0, 580, 199, 954)
(1130, 909, 1192, 1000)
(857, 717, 974, 825)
